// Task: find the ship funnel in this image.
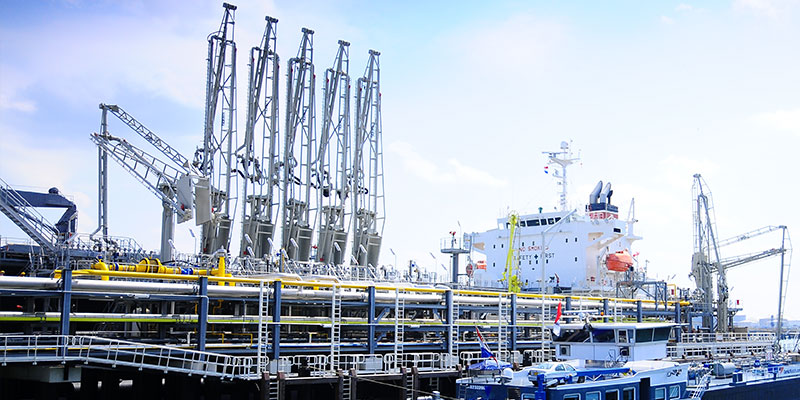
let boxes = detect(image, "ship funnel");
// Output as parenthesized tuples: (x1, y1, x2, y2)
(599, 182, 612, 203)
(590, 181, 603, 204)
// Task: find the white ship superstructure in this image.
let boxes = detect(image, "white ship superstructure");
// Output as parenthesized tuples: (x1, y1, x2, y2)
(468, 142, 642, 293)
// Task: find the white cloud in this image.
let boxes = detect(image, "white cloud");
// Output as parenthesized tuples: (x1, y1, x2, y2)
(388, 141, 508, 188)
(750, 108, 800, 134)
(0, 94, 36, 112)
(676, 3, 695, 12)
(734, 0, 779, 18)
(660, 15, 675, 24)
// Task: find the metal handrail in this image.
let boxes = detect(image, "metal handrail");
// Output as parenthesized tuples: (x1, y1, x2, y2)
(0, 335, 260, 379)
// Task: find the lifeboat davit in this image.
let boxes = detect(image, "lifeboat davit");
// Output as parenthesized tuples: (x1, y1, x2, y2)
(606, 250, 633, 272)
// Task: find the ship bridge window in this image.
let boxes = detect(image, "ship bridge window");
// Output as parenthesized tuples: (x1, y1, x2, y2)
(636, 328, 653, 343)
(586, 393, 600, 400)
(591, 329, 616, 343)
(565, 238, 569, 243)
(555, 217, 561, 223)
(563, 395, 579, 400)
(528, 219, 540, 226)
(653, 327, 671, 341)
(554, 329, 590, 343)
(654, 388, 666, 400)
(605, 389, 618, 400)
(548, 218, 555, 224)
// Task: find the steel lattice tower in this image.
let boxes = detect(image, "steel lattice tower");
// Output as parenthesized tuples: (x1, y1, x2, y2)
(281, 28, 316, 262)
(239, 16, 280, 260)
(352, 50, 385, 267)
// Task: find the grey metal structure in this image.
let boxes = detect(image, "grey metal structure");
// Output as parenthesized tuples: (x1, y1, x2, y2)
(196, 2, 237, 255)
(90, 132, 193, 261)
(691, 174, 727, 332)
(315, 40, 351, 265)
(239, 16, 280, 259)
(281, 28, 316, 262)
(351, 50, 385, 267)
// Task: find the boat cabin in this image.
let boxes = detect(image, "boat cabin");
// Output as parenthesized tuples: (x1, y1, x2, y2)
(554, 323, 674, 363)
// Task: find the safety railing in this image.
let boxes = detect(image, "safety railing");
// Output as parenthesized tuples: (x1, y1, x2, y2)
(679, 332, 775, 343)
(0, 335, 260, 380)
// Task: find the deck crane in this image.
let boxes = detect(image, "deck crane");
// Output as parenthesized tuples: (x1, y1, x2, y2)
(315, 40, 351, 265)
(281, 28, 316, 262)
(351, 50, 385, 267)
(195, 3, 237, 255)
(90, 131, 194, 262)
(691, 174, 792, 333)
(238, 16, 280, 260)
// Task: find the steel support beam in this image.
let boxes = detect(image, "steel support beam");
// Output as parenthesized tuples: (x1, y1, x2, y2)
(59, 269, 72, 337)
(368, 286, 376, 354)
(198, 276, 208, 351)
(272, 281, 282, 360)
(636, 301, 643, 323)
(510, 293, 517, 351)
(603, 298, 609, 323)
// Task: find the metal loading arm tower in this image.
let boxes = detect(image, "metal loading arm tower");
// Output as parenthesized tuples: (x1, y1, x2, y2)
(315, 40, 351, 265)
(91, 133, 193, 261)
(352, 50, 385, 267)
(0, 178, 76, 255)
(281, 28, 316, 262)
(239, 16, 280, 259)
(195, 2, 237, 255)
(691, 174, 726, 331)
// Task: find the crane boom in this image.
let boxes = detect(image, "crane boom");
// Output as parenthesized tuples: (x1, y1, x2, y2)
(100, 104, 193, 173)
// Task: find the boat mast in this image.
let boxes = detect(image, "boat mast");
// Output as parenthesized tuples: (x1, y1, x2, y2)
(543, 141, 579, 212)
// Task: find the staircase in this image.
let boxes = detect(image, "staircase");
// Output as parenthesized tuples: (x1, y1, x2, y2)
(394, 288, 405, 372)
(0, 178, 59, 254)
(331, 285, 342, 372)
(258, 282, 271, 373)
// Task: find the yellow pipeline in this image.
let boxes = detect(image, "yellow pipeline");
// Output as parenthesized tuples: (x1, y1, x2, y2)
(86, 257, 236, 284)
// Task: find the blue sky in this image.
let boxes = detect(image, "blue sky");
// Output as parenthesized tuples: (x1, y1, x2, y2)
(1, 0, 799, 321)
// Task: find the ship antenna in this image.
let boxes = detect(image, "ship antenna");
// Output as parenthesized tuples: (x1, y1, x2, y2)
(543, 141, 580, 211)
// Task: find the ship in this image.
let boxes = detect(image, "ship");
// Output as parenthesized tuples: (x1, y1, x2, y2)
(467, 141, 642, 294)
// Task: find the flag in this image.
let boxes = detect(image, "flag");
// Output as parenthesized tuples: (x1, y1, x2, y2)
(475, 327, 499, 366)
(552, 302, 563, 337)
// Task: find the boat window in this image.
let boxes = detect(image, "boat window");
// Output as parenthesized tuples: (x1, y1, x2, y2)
(622, 388, 634, 400)
(548, 218, 555, 224)
(653, 327, 671, 341)
(522, 395, 536, 400)
(592, 329, 616, 343)
(508, 387, 521, 399)
(668, 385, 680, 399)
(636, 328, 653, 343)
(520, 221, 527, 227)
(540, 219, 548, 225)
(564, 364, 576, 372)
(618, 330, 628, 343)
(586, 392, 600, 400)
(605, 389, 618, 400)
(564, 395, 580, 400)
(528, 219, 540, 226)
(654, 387, 666, 400)
(554, 329, 590, 343)
(555, 217, 561, 223)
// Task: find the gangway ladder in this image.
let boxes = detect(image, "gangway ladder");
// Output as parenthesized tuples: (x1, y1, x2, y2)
(331, 285, 342, 373)
(448, 292, 460, 368)
(405, 369, 415, 400)
(691, 372, 712, 399)
(257, 281, 270, 373)
(537, 297, 553, 362)
(497, 293, 509, 362)
(268, 378, 280, 400)
(394, 288, 405, 372)
(340, 370, 353, 400)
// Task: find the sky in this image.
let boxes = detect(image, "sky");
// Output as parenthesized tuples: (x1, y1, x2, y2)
(1, 0, 799, 321)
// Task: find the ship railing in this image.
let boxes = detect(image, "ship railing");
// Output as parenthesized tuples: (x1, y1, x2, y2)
(678, 332, 775, 343)
(0, 335, 260, 380)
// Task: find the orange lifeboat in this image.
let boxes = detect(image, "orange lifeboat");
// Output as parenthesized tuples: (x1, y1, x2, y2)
(606, 250, 633, 272)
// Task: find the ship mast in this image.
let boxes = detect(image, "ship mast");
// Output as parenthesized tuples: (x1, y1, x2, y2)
(543, 141, 579, 212)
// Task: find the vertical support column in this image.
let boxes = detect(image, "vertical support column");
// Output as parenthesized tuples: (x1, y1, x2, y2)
(198, 276, 208, 351)
(98, 104, 109, 242)
(636, 300, 643, 323)
(445, 290, 453, 354)
(602, 298, 609, 323)
(674, 301, 682, 342)
(368, 286, 376, 354)
(59, 268, 72, 357)
(272, 281, 282, 361)
(510, 293, 517, 352)
(565, 296, 572, 311)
